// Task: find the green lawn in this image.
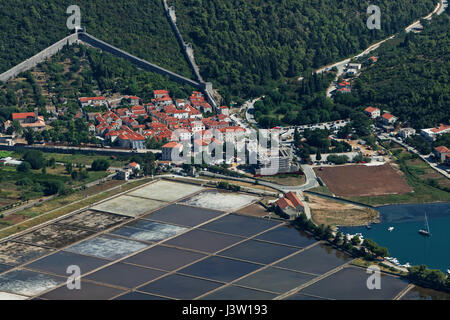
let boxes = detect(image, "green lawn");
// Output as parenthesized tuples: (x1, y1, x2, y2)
(11, 151, 127, 168)
(0, 151, 12, 158)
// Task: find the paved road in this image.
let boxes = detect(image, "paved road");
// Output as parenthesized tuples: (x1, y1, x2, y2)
(405, 0, 446, 33)
(243, 97, 261, 125)
(315, 0, 445, 96)
(387, 137, 449, 179)
(200, 163, 319, 193)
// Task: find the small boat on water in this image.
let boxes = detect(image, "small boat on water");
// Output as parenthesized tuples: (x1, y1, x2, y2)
(418, 212, 431, 237)
(401, 263, 411, 268)
(446, 269, 450, 275)
(388, 227, 394, 232)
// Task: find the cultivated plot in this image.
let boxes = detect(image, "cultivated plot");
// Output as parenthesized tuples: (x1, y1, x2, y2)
(26, 251, 110, 277)
(128, 180, 203, 202)
(275, 243, 352, 275)
(0, 291, 29, 300)
(142, 204, 224, 227)
(109, 220, 187, 242)
(14, 224, 94, 249)
(0, 264, 13, 274)
(218, 240, 299, 265)
(284, 292, 329, 300)
(400, 286, 450, 300)
(56, 210, 129, 231)
(178, 256, 262, 283)
(137, 274, 224, 300)
(199, 285, 276, 300)
(164, 229, 243, 253)
(84, 263, 166, 289)
(39, 281, 126, 300)
(299, 266, 409, 300)
(0, 269, 64, 297)
(114, 291, 170, 300)
(236, 267, 316, 294)
(123, 245, 207, 271)
(255, 225, 317, 248)
(0, 241, 52, 266)
(199, 214, 282, 237)
(65, 235, 149, 260)
(181, 190, 259, 212)
(91, 195, 165, 217)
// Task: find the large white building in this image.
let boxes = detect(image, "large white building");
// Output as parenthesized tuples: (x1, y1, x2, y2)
(421, 124, 450, 141)
(363, 107, 381, 119)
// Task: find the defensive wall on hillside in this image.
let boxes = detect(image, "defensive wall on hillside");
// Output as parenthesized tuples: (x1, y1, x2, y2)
(0, 28, 218, 109)
(77, 32, 201, 88)
(162, 0, 218, 109)
(0, 33, 79, 82)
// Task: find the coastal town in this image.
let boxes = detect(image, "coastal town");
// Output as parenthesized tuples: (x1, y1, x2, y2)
(0, 0, 448, 302)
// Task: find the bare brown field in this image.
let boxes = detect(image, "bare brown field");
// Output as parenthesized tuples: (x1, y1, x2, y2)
(236, 203, 269, 217)
(308, 195, 379, 227)
(314, 164, 413, 197)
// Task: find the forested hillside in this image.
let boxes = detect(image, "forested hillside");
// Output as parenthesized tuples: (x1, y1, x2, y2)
(169, 0, 436, 100)
(0, 0, 192, 77)
(350, 14, 450, 129)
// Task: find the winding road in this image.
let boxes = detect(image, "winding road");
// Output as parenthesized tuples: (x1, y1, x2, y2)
(316, 0, 446, 96)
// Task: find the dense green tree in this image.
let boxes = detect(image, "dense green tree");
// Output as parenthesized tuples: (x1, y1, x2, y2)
(171, 0, 435, 100)
(17, 161, 31, 173)
(91, 159, 110, 171)
(352, 15, 450, 129)
(23, 150, 45, 170)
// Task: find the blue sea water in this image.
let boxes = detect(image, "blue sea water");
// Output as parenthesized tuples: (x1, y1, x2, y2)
(340, 202, 450, 272)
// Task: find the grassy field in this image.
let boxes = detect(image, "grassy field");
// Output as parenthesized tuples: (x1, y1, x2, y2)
(200, 176, 279, 192)
(351, 258, 407, 276)
(0, 163, 109, 207)
(0, 178, 152, 240)
(0, 166, 69, 202)
(308, 195, 379, 227)
(259, 173, 306, 186)
(0, 151, 13, 158)
(308, 186, 334, 196)
(11, 151, 128, 168)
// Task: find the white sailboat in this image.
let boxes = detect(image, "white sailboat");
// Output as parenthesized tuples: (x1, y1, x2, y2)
(418, 212, 431, 237)
(388, 226, 394, 232)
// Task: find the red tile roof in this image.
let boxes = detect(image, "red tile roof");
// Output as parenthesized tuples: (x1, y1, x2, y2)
(285, 192, 303, 207)
(12, 112, 35, 120)
(364, 106, 379, 113)
(431, 124, 450, 133)
(163, 141, 182, 148)
(435, 146, 450, 154)
(275, 198, 294, 210)
(79, 96, 105, 102)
